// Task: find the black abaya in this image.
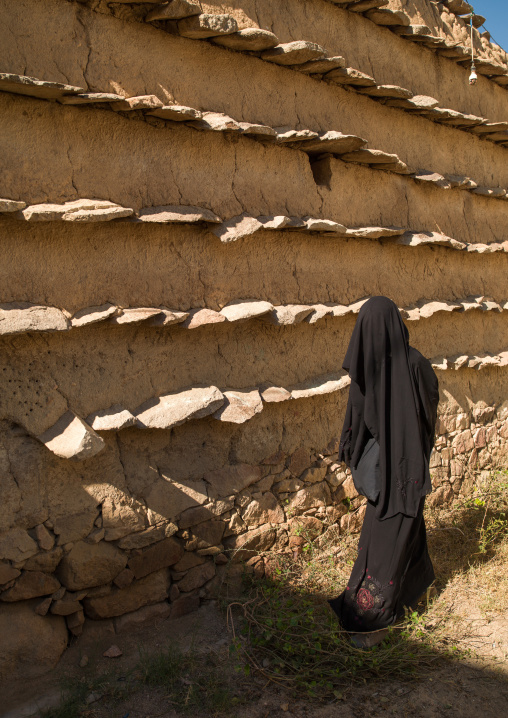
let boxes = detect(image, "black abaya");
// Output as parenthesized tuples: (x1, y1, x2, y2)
(329, 297, 439, 632)
(329, 499, 435, 631)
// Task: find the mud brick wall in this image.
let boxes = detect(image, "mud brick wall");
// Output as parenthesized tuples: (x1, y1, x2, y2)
(0, 0, 507, 680)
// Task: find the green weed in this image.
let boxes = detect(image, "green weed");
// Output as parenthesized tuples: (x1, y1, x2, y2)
(137, 646, 185, 688)
(229, 574, 439, 700)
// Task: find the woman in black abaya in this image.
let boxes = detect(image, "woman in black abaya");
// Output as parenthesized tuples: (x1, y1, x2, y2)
(329, 297, 439, 643)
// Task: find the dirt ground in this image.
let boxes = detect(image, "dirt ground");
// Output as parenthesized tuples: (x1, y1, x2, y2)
(2, 595, 507, 718)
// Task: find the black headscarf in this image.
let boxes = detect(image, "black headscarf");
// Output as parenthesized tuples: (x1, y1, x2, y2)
(339, 297, 439, 520)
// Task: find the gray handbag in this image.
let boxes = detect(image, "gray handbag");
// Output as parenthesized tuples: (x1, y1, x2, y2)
(351, 437, 381, 503)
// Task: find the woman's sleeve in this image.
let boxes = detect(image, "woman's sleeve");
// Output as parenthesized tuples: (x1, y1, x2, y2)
(412, 351, 439, 457)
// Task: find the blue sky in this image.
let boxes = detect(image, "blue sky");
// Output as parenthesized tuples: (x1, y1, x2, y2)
(469, 1, 508, 52)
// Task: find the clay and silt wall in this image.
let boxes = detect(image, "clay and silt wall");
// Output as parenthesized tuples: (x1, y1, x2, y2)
(0, 0, 507, 679)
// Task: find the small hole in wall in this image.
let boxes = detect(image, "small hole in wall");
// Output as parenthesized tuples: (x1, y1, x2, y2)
(310, 155, 333, 189)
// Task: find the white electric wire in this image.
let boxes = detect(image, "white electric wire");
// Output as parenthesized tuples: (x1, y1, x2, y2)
(470, 13, 474, 65)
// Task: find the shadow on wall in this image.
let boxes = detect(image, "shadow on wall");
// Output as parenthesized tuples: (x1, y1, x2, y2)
(0, 372, 507, 682)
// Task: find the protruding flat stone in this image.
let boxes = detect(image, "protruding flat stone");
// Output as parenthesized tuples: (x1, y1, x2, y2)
(430, 356, 448, 370)
(400, 306, 421, 321)
(486, 132, 508, 143)
(461, 297, 484, 312)
(437, 43, 470, 60)
(480, 354, 506, 369)
(412, 171, 452, 189)
(348, 0, 390, 12)
(136, 205, 221, 223)
(441, 115, 486, 129)
(392, 24, 432, 39)
(261, 41, 326, 66)
(86, 405, 137, 431)
(285, 217, 308, 229)
(345, 226, 405, 238)
(430, 108, 484, 127)
(258, 215, 294, 229)
(376, 160, 410, 174)
(0, 198, 26, 212)
(497, 351, 508, 367)
(470, 122, 508, 135)
(220, 300, 273, 322)
(340, 148, 400, 164)
(189, 111, 242, 132)
(329, 304, 352, 317)
(259, 385, 292, 403)
(304, 217, 347, 233)
(472, 59, 507, 77)
(237, 122, 277, 138)
(145, 0, 201, 22)
(466, 242, 507, 254)
(19, 199, 133, 222)
(349, 299, 370, 314)
(384, 94, 439, 111)
(290, 373, 350, 400)
(444, 175, 477, 190)
(420, 35, 446, 48)
(0, 72, 83, 99)
(38, 412, 105, 460)
(71, 303, 118, 328)
(178, 13, 238, 39)
(444, 0, 474, 14)
(418, 300, 462, 319)
(146, 309, 189, 327)
(307, 304, 335, 323)
(398, 231, 466, 250)
(290, 130, 367, 155)
(471, 187, 507, 199)
(149, 105, 202, 121)
(357, 85, 413, 99)
(135, 386, 225, 429)
(349, 0, 388, 11)
(58, 93, 125, 105)
(110, 95, 164, 111)
(481, 298, 503, 312)
(109, 308, 163, 325)
(212, 214, 263, 242)
(365, 8, 410, 25)
(0, 303, 69, 336)
(292, 57, 346, 74)
(266, 305, 314, 325)
(275, 128, 319, 143)
(326, 67, 376, 86)
(212, 28, 279, 52)
(182, 308, 226, 328)
(213, 389, 263, 423)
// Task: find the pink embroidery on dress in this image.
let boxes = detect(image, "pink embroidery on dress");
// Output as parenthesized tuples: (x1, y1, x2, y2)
(356, 588, 375, 610)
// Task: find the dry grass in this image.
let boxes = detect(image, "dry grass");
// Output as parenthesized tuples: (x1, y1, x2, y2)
(39, 467, 508, 716)
(226, 467, 508, 699)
